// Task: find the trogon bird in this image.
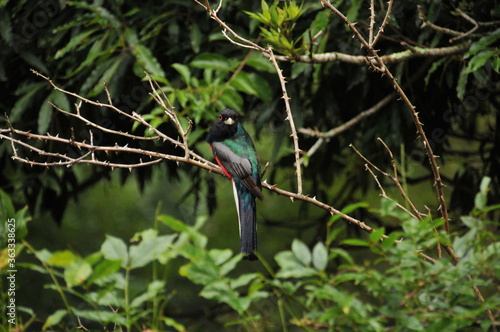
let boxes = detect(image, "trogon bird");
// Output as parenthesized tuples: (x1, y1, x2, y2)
(207, 109, 264, 261)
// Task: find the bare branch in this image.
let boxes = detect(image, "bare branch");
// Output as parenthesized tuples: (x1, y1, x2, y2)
(268, 46, 303, 195)
(269, 41, 470, 64)
(299, 91, 396, 139)
(372, 0, 394, 47)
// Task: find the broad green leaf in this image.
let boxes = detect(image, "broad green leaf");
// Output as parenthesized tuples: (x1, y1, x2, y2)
(219, 254, 242, 276)
(275, 251, 316, 278)
(312, 242, 328, 271)
(48, 250, 76, 267)
(219, 87, 243, 111)
(133, 43, 165, 77)
(200, 280, 250, 314)
(369, 227, 386, 243)
(191, 53, 234, 71)
(379, 231, 402, 250)
(475, 192, 487, 210)
(493, 56, 500, 73)
(248, 72, 272, 102)
(87, 259, 121, 285)
(42, 309, 67, 331)
(101, 235, 128, 267)
(246, 52, 275, 73)
(208, 248, 233, 265)
(172, 63, 191, 85)
(231, 71, 272, 101)
(64, 259, 92, 287)
(130, 280, 165, 307)
(292, 239, 311, 266)
(129, 231, 176, 269)
(0, 189, 15, 220)
(10, 82, 45, 122)
(230, 273, 259, 289)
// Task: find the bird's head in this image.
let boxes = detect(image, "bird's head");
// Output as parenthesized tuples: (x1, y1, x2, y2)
(207, 109, 240, 142)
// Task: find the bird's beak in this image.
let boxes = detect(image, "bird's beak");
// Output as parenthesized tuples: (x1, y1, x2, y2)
(224, 117, 235, 125)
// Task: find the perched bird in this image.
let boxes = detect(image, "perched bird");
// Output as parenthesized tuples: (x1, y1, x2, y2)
(207, 109, 264, 261)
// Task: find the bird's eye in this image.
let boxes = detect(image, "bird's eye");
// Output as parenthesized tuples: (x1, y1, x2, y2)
(218, 115, 223, 120)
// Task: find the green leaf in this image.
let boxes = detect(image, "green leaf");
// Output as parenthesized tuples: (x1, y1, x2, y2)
(64, 259, 92, 287)
(101, 235, 128, 267)
(42, 309, 67, 331)
(133, 43, 165, 77)
(291, 239, 311, 266)
(0, 189, 16, 220)
(230, 273, 259, 289)
(190, 23, 202, 53)
(10, 82, 46, 122)
(312, 242, 328, 271)
(172, 63, 191, 85)
(479, 176, 491, 193)
(200, 280, 250, 314)
(158, 214, 189, 232)
(72, 308, 127, 326)
(208, 248, 233, 265)
(48, 250, 76, 267)
(129, 230, 176, 269)
(369, 227, 386, 243)
(130, 280, 165, 307)
(54, 28, 98, 59)
(465, 50, 497, 74)
(191, 53, 234, 71)
(464, 28, 500, 58)
(38, 92, 54, 133)
(340, 239, 370, 247)
(456, 66, 468, 100)
(87, 259, 121, 285)
(219, 87, 243, 111)
(275, 251, 316, 278)
(246, 52, 275, 73)
(380, 231, 402, 250)
(164, 317, 186, 332)
(231, 71, 258, 96)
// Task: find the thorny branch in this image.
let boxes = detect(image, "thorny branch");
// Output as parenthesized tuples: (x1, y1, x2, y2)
(318, 0, 495, 326)
(320, 0, 450, 233)
(268, 46, 303, 195)
(0, 70, 384, 247)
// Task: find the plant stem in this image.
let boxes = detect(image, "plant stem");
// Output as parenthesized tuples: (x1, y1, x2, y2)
(22, 240, 74, 317)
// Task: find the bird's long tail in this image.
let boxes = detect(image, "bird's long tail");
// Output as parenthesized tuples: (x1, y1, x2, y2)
(233, 181, 258, 261)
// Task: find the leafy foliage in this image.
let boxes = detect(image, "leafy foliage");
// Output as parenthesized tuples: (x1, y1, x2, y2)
(1, 185, 498, 331)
